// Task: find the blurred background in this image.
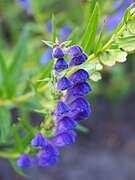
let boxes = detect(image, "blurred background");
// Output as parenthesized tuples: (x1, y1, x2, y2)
(0, 0, 135, 179)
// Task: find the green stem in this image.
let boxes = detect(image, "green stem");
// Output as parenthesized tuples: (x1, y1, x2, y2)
(0, 151, 20, 159)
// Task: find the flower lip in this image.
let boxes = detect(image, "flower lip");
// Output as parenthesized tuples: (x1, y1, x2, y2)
(65, 45, 83, 57)
(57, 77, 73, 91)
(72, 108, 92, 121)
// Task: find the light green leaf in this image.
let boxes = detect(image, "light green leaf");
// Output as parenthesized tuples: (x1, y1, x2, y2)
(81, 2, 99, 54)
(99, 49, 127, 66)
(116, 32, 135, 52)
(42, 40, 54, 48)
(123, 3, 134, 23)
(127, 19, 135, 35)
(90, 71, 102, 81)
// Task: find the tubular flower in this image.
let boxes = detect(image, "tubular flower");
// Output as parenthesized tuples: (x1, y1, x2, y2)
(17, 44, 92, 169)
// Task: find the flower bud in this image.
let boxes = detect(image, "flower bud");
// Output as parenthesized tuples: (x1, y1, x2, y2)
(53, 58, 68, 72)
(52, 47, 65, 58)
(65, 45, 83, 56)
(17, 154, 32, 168)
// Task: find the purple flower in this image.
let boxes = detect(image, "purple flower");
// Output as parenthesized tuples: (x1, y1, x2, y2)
(69, 97, 90, 112)
(53, 58, 68, 72)
(54, 101, 70, 116)
(51, 130, 76, 147)
(65, 45, 83, 57)
(40, 48, 52, 65)
(69, 69, 89, 85)
(57, 77, 73, 91)
(16, 154, 32, 168)
(72, 108, 91, 121)
(55, 116, 77, 134)
(17, 0, 31, 15)
(68, 53, 88, 67)
(52, 47, 65, 59)
(38, 156, 58, 167)
(40, 144, 59, 158)
(46, 21, 52, 34)
(106, 0, 133, 32)
(59, 25, 72, 42)
(65, 82, 92, 102)
(31, 132, 48, 147)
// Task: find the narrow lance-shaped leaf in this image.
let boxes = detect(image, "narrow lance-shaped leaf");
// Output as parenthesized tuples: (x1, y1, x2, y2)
(52, 14, 58, 43)
(13, 124, 23, 153)
(81, 2, 99, 54)
(18, 118, 38, 136)
(94, 20, 106, 55)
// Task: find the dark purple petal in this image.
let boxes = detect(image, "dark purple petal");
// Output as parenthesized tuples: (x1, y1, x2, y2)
(31, 132, 48, 147)
(38, 156, 58, 167)
(72, 108, 91, 121)
(40, 144, 59, 158)
(40, 48, 52, 65)
(51, 130, 76, 147)
(16, 154, 32, 168)
(65, 45, 83, 56)
(55, 116, 77, 134)
(65, 82, 92, 102)
(57, 77, 73, 91)
(69, 69, 89, 84)
(54, 101, 70, 116)
(68, 53, 88, 66)
(53, 58, 68, 72)
(52, 47, 65, 58)
(69, 97, 90, 112)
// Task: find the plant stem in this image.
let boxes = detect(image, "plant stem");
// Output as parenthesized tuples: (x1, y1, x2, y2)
(0, 151, 20, 159)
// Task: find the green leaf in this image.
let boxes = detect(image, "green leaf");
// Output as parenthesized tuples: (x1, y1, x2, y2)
(90, 71, 102, 81)
(13, 124, 23, 152)
(115, 20, 124, 34)
(94, 20, 106, 55)
(76, 124, 89, 133)
(99, 49, 127, 66)
(127, 19, 135, 35)
(9, 159, 29, 178)
(79, 62, 97, 75)
(0, 108, 11, 144)
(116, 32, 135, 52)
(0, 53, 7, 84)
(123, 3, 134, 23)
(63, 40, 72, 47)
(18, 118, 38, 136)
(81, 2, 99, 54)
(42, 40, 54, 48)
(52, 14, 58, 43)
